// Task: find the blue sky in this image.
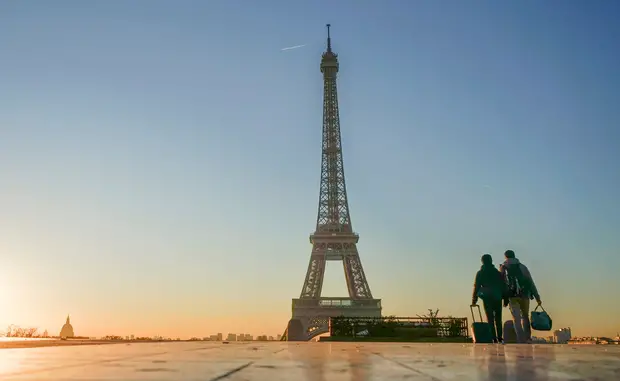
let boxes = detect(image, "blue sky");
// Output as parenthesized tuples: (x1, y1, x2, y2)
(1, 0, 618, 337)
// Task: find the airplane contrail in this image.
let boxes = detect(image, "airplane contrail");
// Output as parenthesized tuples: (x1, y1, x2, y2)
(281, 44, 306, 51)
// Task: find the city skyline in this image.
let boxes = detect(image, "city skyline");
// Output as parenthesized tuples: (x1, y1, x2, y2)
(1, 1, 619, 338)
(1, 314, 286, 341)
(3, 313, 617, 343)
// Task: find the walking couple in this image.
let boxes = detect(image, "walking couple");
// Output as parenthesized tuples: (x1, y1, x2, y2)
(471, 250, 542, 344)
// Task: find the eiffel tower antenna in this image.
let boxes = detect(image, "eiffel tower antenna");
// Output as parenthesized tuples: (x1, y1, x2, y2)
(284, 24, 382, 341)
(326, 23, 332, 52)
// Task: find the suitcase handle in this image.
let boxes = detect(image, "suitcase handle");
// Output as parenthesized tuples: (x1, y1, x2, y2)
(470, 304, 483, 323)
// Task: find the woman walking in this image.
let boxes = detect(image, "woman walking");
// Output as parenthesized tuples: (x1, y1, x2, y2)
(472, 254, 508, 343)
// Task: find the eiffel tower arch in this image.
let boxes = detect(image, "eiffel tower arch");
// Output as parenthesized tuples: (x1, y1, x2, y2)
(285, 25, 382, 341)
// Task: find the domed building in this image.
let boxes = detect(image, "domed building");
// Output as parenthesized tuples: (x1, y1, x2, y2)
(59, 315, 75, 339)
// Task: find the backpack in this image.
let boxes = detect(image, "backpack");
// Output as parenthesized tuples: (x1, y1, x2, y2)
(505, 263, 531, 298)
(478, 268, 504, 302)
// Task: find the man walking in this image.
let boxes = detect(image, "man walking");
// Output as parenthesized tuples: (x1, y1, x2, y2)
(500, 250, 542, 343)
(472, 254, 508, 343)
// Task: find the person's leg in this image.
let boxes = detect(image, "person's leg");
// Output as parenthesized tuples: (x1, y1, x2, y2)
(519, 298, 532, 342)
(482, 300, 498, 341)
(493, 300, 503, 342)
(508, 298, 526, 343)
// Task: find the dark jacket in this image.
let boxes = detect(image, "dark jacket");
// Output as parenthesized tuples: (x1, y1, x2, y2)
(499, 257, 540, 300)
(472, 264, 508, 305)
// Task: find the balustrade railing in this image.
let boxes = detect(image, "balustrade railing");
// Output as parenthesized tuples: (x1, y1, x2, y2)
(293, 298, 381, 309)
(328, 316, 469, 339)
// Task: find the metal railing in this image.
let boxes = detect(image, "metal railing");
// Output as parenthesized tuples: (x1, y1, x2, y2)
(293, 298, 381, 309)
(328, 316, 469, 339)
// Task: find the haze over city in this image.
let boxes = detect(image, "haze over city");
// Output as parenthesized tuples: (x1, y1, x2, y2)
(1, 0, 618, 339)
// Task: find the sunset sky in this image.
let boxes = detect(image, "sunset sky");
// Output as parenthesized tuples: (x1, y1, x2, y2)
(1, 0, 619, 338)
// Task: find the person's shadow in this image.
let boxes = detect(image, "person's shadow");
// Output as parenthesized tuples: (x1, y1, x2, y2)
(346, 345, 372, 380)
(514, 344, 555, 381)
(292, 343, 327, 381)
(487, 345, 508, 380)
(472, 344, 507, 380)
(288, 343, 372, 381)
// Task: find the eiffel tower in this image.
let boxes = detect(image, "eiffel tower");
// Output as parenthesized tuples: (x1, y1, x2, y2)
(284, 25, 382, 341)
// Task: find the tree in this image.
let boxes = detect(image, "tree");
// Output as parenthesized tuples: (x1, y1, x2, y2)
(417, 309, 441, 327)
(4, 325, 39, 338)
(25, 327, 38, 337)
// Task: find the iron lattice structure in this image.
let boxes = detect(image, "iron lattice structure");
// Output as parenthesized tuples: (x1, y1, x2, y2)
(285, 25, 381, 341)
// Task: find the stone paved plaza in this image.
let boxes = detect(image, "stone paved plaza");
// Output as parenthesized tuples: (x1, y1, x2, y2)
(1, 342, 618, 380)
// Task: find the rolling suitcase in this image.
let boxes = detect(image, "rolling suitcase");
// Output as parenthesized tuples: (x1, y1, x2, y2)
(470, 305, 494, 343)
(503, 320, 517, 343)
